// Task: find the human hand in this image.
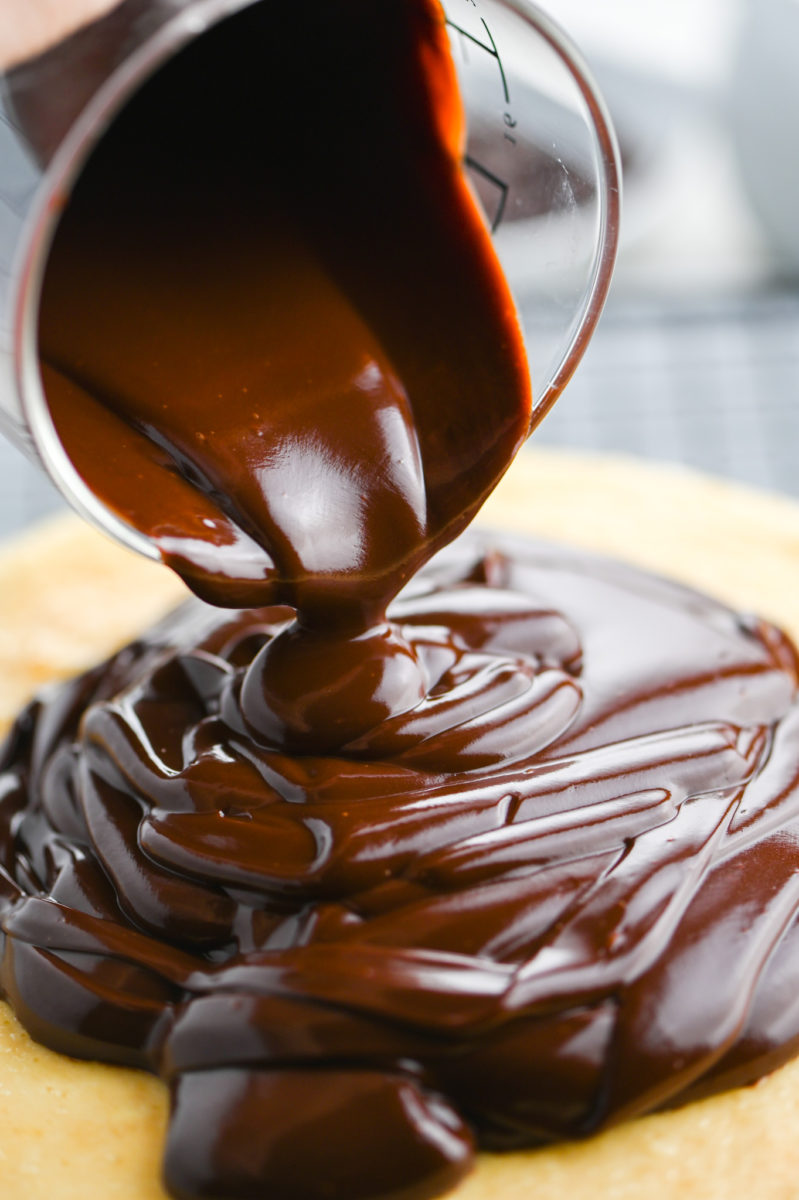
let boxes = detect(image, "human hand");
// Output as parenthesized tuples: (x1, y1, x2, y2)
(0, 0, 121, 69)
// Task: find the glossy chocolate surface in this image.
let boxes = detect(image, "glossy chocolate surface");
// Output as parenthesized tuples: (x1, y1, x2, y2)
(13, 1, 799, 1199)
(4, 535, 799, 1200)
(38, 0, 530, 620)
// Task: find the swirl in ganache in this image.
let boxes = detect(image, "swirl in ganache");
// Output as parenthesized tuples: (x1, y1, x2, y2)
(2, 535, 799, 1200)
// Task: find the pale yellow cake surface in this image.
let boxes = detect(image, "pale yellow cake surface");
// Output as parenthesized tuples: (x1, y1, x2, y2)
(3, 446, 799, 1199)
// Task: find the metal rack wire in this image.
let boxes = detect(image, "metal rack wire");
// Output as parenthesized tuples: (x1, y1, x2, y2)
(531, 290, 799, 496)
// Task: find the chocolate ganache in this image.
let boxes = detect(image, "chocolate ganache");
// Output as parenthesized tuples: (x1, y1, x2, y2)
(38, 0, 531, 618)
(4, 536, 799, 1200)
(2, 1, 799, 1199)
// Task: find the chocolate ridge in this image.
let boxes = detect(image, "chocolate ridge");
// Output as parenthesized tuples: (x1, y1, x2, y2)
(3, 533, 799, 1199)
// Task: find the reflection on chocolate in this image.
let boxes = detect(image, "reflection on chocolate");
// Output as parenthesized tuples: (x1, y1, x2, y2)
(38, 0, 531, 620)
(4, 536, 799, 1200)
(12, 0, 799, 1198)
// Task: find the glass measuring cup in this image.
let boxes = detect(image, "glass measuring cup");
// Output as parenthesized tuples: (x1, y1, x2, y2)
(0, 0, 620, 563)
(444, 0, 620, 427)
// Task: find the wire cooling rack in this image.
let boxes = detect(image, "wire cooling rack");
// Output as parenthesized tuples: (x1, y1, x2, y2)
(531, 289, 799, 495)
(2, 290, 798, 543)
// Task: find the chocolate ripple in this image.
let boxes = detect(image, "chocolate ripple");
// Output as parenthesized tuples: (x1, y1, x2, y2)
(3, 534, 799, 1200)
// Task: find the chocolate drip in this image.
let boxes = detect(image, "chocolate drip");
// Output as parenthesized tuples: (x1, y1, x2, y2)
(16, 0, 799, 1197)
(38, 0, 531, 621)
(3, 536, 799, 1200)
(37, 0, 534, 772)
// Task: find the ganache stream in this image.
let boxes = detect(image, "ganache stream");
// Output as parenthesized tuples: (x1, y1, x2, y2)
(5, 1, 799, 1198)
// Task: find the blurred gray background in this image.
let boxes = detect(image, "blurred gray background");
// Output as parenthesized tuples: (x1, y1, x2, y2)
(530, 0, 799, 496)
